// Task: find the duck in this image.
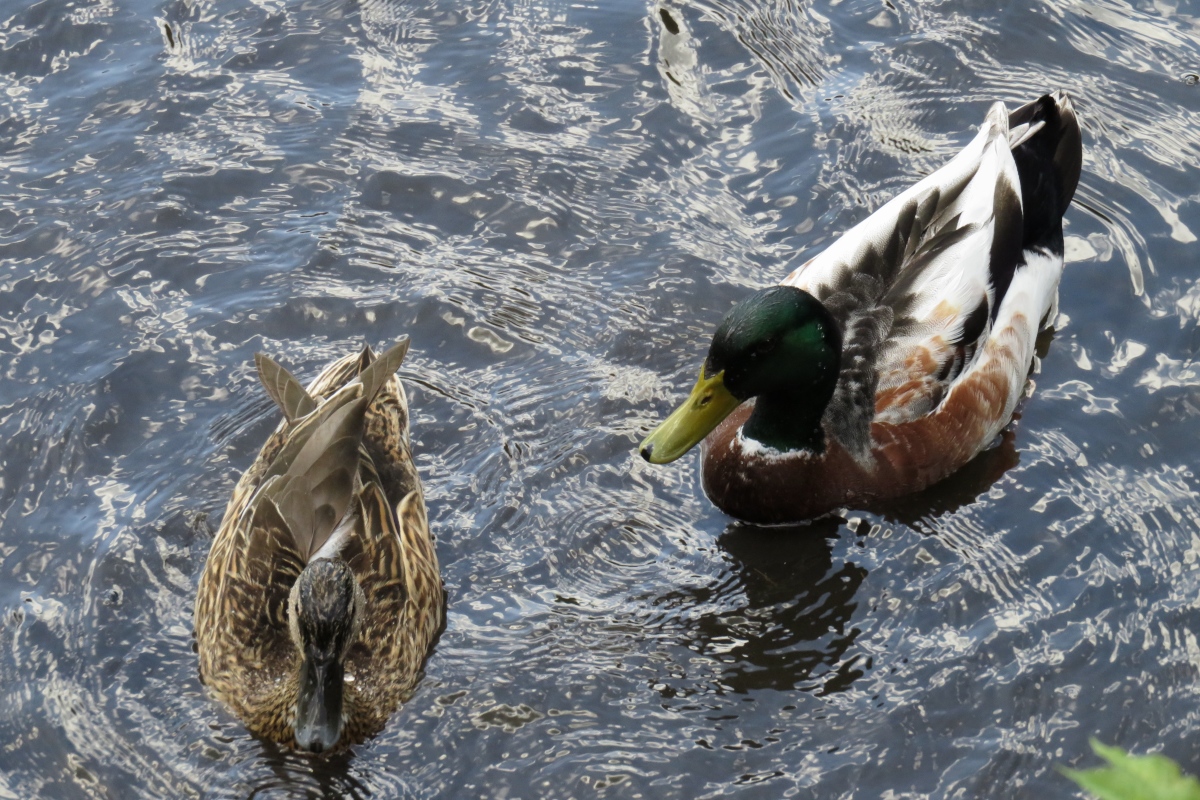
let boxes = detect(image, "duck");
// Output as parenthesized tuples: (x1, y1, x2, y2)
(195, 338, 444, 753)
(639, 92, 1082, 524)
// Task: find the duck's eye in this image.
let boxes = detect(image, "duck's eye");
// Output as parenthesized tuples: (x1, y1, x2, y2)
(698, 392, 713, 408)
(747, 340, 773, 360)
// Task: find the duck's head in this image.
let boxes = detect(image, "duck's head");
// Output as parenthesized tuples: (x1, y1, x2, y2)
(639, 285, 841, 462)
(287, 558, 364, 754)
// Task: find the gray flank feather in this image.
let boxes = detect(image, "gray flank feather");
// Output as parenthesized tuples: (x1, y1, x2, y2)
(809, 164, 983, 456)
(823, 305, 893, 459)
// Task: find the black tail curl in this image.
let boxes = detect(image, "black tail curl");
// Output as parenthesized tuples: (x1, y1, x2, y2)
(1008, 92, 1083, 253)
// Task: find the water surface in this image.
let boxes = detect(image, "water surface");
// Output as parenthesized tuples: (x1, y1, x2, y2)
(1, 0, 1199, 797)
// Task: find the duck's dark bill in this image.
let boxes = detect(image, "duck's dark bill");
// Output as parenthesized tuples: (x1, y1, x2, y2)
(293, 657, 345, 754)
(639, 368, 742, 464)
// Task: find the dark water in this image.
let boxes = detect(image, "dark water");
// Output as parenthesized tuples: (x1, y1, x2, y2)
(1, 0, 1198, 797)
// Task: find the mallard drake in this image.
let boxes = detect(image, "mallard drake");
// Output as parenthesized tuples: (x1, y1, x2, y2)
(195, 339, 444, 753)
(640, 92, 1082, 524)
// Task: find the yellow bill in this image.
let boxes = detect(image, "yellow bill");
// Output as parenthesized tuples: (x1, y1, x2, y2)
(639, 368, 742, 464)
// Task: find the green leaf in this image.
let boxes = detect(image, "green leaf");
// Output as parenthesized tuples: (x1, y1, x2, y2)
(1060, 739, 1200, 800)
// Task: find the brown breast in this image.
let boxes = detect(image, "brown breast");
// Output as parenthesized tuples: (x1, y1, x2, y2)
(700, 358, 1016, 524)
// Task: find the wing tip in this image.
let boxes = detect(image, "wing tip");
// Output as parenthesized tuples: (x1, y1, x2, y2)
(255, 350, 317, 422)
(358, 336, 412, 402)
(984, 101, 1011, 139)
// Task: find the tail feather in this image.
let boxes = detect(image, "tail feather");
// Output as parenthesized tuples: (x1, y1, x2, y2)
(1050, 91, 1082, 216)
(1006, 92, 1082, 252)
(357, 337, 410, 404)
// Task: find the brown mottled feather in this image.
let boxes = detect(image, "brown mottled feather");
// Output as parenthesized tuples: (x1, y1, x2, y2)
(196, 341, 444, 750)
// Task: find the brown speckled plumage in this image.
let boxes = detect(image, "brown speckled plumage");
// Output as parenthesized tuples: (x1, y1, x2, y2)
(195, 343, 444, 750)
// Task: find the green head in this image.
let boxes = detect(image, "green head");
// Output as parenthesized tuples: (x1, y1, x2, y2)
(288, 558, 364, 754)
(639, 286, 841, 462)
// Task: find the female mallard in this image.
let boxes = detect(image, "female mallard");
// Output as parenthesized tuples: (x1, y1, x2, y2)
(640, 93, 1082, 524)
(195, 339, 444, 753)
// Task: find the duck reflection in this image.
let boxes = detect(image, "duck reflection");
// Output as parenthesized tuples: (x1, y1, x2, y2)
(237, 743, 368, 800)
(648, 426, 1027, 698)
(717, 519, 868, 694)
(655, 518, 868, 696)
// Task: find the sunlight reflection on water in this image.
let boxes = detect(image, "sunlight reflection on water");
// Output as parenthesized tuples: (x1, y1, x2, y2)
(0, 0, 1199, 797)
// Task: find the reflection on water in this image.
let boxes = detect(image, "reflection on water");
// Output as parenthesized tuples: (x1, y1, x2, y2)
(710, 521, 866, 695)
(0, 0, 1199, 797)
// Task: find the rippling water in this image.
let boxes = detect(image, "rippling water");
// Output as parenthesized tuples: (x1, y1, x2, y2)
(1, 0, 1199, 797)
